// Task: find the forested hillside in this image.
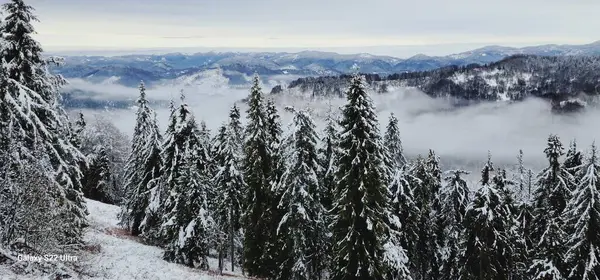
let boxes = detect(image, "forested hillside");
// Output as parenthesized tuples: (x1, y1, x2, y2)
(282, 55, 600, 111)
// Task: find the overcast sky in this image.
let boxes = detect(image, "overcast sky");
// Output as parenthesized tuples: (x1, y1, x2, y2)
(27, 0, 600, 57)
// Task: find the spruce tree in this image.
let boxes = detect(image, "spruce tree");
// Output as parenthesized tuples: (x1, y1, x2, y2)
(384, 113, 407, 169)
(461, 154, 513, 280)
(317, 105, 339, 211)
(410, 150, 443, 280)
(330, 74, 403, 280)
(276, 110, 327, 280)
(212, 105, 246, 272)
(494, 169, 527, 279)
(83, 146, 114, 203)
(242, 74, 276, 277)
(162, 152, 212, 269)
(121, 82, 163, 236)
(439, 170, 470, 280)
(528, 135, 573, 279)
(0, 0, 88, 245)
(389, 163, 420, 277)
(160, 95, 213, 268)
(564, 140, 583, 186)
(562, 144, 600, 280)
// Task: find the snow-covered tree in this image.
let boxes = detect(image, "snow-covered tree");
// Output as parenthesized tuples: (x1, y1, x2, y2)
(120, 83, 163, 235)
(562, 144, 600, 280)
(70, 112, 86, 149)
(212, 105, 246, 272)
(528, 135, 573, 279)
(0, 0, 88, 245)
(409, 150, 443, 280)
(82, 146, 114, 204)
(242, 74, 278, 278)
(330, 74, 407, 280)
(275, 110, 327, 280)
(388, 164, 419, 278)
(162, 152, 213, 269)
(461, 154, 513, 280)
(158, 94, 213, 268)
(494, 168, 528, 279)
(317, 104, 338, 211)
(384, 113, 407, 169)
(564, 140, 583, 186)
(439, 169, 470, 280)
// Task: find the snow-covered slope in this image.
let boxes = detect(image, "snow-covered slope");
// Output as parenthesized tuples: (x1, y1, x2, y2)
(1, 199, 246, 280)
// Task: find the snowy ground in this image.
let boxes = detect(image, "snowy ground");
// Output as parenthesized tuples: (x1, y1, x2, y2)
(1, 199, 248, 280)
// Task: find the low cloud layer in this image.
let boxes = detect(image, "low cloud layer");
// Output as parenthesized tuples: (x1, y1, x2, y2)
(70, 81, 598, 175)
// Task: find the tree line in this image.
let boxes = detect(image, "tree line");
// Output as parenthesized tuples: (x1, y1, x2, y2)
(118, 71, 600, 280)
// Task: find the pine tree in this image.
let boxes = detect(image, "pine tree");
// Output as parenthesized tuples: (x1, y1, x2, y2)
(461, 154, 513, 280)
(70, 112, 86, 149)
(564, 140, 583, 186)
(162, 152, 212, 269)
(439, 170, 470, 280)
(494, 169, 527, 279)
(562, 144, 600, 280)
(384, 113, 407, 169)
(121, 82, 163, 236)
(159, 94, 213, 268)
(276, 110, 327, 280)
(317, 104, 339, 211)
(331, 74, 405, 280)
(212, 105, 246, 272)
(0, 0, 88, 245)
(242, 74, 277, 277)
(83, 146, 114, 203)
(160, 92, 211, 240)
(389, 163, 420, 278)
(410, 150, 443, 280)
(528, 135, 573, 279)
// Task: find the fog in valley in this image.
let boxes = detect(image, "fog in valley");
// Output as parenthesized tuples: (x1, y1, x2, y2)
(69, 79, 599, 180)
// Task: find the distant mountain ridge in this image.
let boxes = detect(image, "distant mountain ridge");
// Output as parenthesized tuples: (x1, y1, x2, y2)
(53, 41, 600, 88)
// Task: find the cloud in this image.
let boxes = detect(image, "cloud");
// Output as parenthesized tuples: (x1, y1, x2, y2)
(69, 81, 598, 177)
(34, 0, 600, 54)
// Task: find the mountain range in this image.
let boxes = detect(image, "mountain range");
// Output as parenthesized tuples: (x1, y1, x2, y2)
(53, 41, 600, 88)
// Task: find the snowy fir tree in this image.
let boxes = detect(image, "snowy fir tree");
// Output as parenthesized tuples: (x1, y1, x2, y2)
(409, 150, 443, 280)
(528, 135, 574, 279)
(120, 82, 163, 236)
(0, 0, 88, 246)
(82, 146, 115, 204)
(212, 105, 246, 272)
(242, 74, 279, 278)
(388, 163, 420, 278)
(384, 113, 407, 169)
(159, 94, 213, 268)
(330, 74, 409, 280)
(461, 154, 514, 280)
(275, 110, 328, 280)
(494, 169, 528, 279)
(564, 140, 583, 186)
(562, 144, 600, 279)
(160, 93, 212, 241)
(162, 152, 213, 269)
(439, 169, 470, 280)
(317, 104, 339, 211)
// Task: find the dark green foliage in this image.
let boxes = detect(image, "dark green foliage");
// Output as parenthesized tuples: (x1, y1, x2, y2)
(330, 75, 392, 280)
(242, 75, 278, 278)
(461, 155, 514, 280)
(562, 145, 600, 280)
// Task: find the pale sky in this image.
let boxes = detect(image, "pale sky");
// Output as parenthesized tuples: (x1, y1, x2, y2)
(24, 0, 600, 57)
